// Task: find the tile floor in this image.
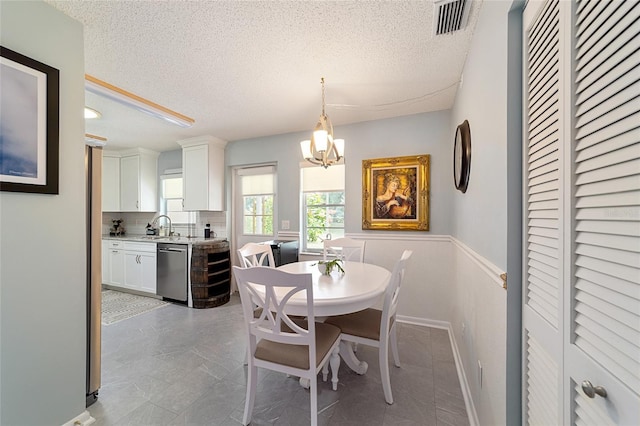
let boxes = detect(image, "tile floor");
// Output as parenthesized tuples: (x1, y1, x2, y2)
(91, 293, 469, 425)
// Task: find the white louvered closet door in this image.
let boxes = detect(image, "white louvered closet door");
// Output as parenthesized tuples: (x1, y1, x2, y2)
(523, 0, 640, 424)
(523, 1, 566, 424)
(567, 0, 640, 424)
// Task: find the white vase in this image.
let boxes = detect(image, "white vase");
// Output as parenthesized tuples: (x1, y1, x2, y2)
(317, 263, 330, 275)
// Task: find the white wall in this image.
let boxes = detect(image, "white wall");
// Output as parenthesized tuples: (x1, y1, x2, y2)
(0, 1, 87, 425)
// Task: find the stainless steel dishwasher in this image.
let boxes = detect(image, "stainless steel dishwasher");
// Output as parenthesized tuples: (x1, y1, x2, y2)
(157, 243, 188, 302)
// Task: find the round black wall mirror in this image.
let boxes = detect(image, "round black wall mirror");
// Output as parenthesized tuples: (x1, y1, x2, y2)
(453, 120, 471, 193)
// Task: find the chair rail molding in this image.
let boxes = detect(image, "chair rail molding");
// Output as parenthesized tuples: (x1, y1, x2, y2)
(450, 236, 505, 288)
(345, 233, 451, 243)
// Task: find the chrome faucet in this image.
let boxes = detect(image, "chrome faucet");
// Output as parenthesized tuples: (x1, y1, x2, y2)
(152, 215, 173, 237)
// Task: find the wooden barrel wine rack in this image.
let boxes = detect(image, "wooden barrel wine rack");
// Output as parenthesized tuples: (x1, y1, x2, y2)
(190, 240, 231, 308)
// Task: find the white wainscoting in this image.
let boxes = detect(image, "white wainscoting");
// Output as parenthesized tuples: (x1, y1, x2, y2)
(450, 237, 506, 426)
(345, 233, 506, 426)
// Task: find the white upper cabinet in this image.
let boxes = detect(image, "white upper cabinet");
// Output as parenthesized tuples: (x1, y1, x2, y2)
(119, 148, 159, 212)
(178, 135, 227, 211)
(102, 153, 121, 212)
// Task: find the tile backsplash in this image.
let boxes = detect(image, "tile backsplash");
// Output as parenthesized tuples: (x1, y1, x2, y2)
(102, 211, 227, 239)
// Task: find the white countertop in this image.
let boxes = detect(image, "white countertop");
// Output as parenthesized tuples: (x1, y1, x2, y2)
(102, 235, 227, 245)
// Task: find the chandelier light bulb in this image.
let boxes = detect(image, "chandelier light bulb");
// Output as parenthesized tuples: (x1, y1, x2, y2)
(334, 139, 345, 157)
(314, 130, 328, 152)
(300, 140, 313, 159)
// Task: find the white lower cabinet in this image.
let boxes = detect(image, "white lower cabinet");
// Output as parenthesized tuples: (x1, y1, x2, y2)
(103, 240, 125, 286)
(102, 240, 156, 295)
(123, 242, 157, 294)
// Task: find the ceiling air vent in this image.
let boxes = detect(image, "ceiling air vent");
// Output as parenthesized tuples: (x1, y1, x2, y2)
(434, 0, 471, 35)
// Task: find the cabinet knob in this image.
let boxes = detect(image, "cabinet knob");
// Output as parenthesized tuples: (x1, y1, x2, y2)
(581, 380, 607, 399)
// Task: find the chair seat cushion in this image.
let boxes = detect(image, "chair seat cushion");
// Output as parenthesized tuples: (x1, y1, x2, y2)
(324, 308, 389, 341)
(254, 322, 340, 370)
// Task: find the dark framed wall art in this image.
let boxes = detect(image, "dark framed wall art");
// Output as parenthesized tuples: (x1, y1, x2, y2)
(0, 46, 59, 194)
(362, 154, 430, 231)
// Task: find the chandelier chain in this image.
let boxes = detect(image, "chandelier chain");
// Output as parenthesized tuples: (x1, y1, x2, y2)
(321, 77, 325, 116)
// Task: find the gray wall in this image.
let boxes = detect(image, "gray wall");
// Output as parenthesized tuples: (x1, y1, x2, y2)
(226, 110, 453, 236)
(449, 1, 517, 424)
(0, 2, 87, 424)
(158, 149, 182, 175)
(451, 0, 511, 271)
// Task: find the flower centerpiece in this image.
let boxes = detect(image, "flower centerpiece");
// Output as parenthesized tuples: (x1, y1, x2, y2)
(315, 259, 345, 275)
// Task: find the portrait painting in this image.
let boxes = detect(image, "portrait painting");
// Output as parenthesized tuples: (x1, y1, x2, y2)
(362, 154, 430, 231)
(0, 46, 59, 194)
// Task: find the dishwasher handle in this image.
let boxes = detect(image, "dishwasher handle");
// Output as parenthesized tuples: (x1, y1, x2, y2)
(158, 247, 187, 253)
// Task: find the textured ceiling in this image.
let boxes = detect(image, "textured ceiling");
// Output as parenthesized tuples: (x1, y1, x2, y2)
(46, 0, 482, 152)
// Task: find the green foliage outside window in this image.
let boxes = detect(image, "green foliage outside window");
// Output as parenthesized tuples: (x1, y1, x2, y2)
(305, 191, 345, 250)
(244, 195, 273, 235)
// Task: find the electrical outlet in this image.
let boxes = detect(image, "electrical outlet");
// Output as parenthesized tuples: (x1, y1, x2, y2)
(281, 220, 290, 230)
(478, 360, 483, 388)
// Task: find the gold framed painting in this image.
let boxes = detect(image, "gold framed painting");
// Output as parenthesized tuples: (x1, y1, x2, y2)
(362, 154, 430, 231)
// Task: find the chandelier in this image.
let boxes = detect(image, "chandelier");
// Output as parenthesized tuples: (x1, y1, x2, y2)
(300, 77, 344, 168)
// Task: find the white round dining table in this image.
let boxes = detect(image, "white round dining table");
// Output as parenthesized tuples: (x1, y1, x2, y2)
(276, 260, 391, 317)
(277, 260, 391, 377)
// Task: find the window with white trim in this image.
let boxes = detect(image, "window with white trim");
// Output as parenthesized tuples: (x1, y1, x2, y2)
(240, 166, 275, 236)
(301, 164, 345, 252)
(160, 172, 193, 224)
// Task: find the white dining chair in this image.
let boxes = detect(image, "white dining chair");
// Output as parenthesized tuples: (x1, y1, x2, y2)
(322, 237, 366, 262)
(233, 266, 341, 426)
(237, 242, 275, 268)
(236, 242, 278, 364)
(325, 249, 412, 404)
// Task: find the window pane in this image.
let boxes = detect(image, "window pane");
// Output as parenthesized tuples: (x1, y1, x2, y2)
(305, 228, 345, 250)
(301, 164, 345, 252)
(303, 190, 345, 251)
(244, 216, 255, 234)
(244, 197, 256, 214)
(327, 192, 345, 204)
(161, 175, 193, 225)
(329, 206, 345, 225)
(262, 215, 273, 235)
(305, 191, 344, 205)
(243, 195, 274, 235)
(262, 196, 273, 215)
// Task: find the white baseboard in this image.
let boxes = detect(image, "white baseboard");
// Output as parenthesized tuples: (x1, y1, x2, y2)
(62, 410, 95, 426)
(397, 315, 449, 329)
(397, 317, 479, 426)
(447, 324, 480, 426)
